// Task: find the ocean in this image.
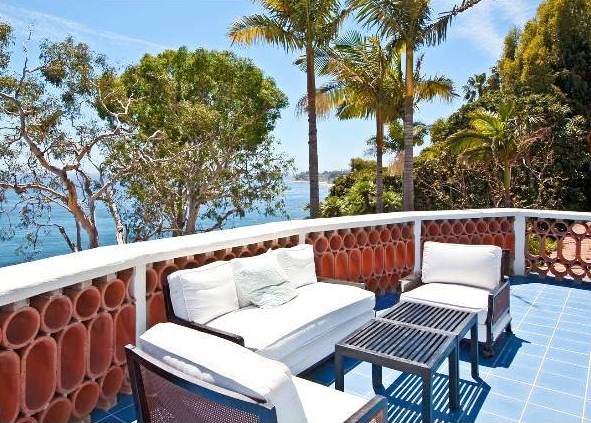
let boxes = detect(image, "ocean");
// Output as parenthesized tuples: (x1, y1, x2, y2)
(0, 181, 329, 268)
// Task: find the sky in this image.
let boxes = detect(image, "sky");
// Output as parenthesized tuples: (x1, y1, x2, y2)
(0, 0, 541, 172)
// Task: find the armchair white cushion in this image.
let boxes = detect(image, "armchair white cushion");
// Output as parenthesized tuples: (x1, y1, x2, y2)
(139, 323, 307, 423)
(272, 244, 317, 288)
(422, 241, 502, 291)
(167, 261, 238, 324)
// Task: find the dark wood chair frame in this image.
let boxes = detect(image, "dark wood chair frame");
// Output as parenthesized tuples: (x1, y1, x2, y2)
(161, 273, 367, 348)
(125, 345, 387, 423)
(399, 249, 512, 357)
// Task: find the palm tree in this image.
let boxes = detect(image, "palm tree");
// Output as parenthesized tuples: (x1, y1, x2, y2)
(351, 0, 483, 210)
(463, 72, 487, 102)
(229, 0, 349, 218)
(445, 102, 540, 206)
(301, 33, 454, 212)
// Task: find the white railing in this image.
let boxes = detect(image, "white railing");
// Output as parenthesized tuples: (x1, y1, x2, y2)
(1, 208, 590, 339)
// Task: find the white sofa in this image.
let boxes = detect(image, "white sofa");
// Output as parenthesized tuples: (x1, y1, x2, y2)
(399, 241, 512, 356)
(163, 244, 375, 374)
(130, 323, 385, 423)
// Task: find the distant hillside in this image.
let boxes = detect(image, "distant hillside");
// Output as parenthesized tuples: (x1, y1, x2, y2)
(293, 170, 347, 184)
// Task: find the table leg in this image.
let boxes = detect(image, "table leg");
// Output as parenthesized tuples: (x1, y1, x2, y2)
(335, 352, 344, 391)
(470, 324, 479, 379)
(372, 364, 383, 392)
(448, 346, 460, 411)
(422, 373, 433, 423)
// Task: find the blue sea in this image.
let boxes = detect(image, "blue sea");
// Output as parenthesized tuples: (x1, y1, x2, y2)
(0, 181, 329, 268)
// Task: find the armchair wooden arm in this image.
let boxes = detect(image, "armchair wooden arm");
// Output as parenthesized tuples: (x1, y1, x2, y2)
(399, 272, 423, 293)
(346, 395, 388, 423)
(488, 280, 511, 326)
(318, 277, 366, 290)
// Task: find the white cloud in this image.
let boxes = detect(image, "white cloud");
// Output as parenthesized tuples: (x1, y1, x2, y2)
(0, 3, 167, 52)
(432, 0, 540, 59)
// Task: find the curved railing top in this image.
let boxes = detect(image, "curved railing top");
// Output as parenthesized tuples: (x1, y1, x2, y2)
(1, 207, 590, 306)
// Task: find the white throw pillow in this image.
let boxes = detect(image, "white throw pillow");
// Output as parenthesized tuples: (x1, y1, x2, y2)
(421, 241, 502, 291)
(273, 244, 317, 288)
(140, 323, 308, 423)
(232, 252, 297, 308)
(167, 261, 238, 324)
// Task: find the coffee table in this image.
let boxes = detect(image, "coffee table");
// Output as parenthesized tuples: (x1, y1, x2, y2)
(381, 301, 480, 379)
(335, 318, 459, 423)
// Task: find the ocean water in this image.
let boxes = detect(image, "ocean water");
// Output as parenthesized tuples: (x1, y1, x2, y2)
(0, 181, 329, 268)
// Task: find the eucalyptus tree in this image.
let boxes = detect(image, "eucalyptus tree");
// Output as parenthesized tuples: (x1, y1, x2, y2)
(351, 0, 484, 210)
(229, 0, 349, 218)
(303, 33, 453, 211)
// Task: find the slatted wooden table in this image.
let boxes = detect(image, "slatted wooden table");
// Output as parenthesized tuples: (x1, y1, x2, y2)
(381, 301, 479, 379)
(335, 318, 459, 423)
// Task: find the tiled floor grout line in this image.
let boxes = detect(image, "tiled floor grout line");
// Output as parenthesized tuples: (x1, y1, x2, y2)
(492, 389, 583, 419)
(518, 285, 573, 423)
(583, 345, 591, 422)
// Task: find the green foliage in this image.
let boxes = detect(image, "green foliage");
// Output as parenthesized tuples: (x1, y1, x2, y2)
(415, 91, 591, 210)
(320, 158, 402, 216)
(498, 0, 591, 120)
(109, 48, 292, 239)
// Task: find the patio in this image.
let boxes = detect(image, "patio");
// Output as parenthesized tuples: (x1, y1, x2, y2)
(91, 275, 591, 423)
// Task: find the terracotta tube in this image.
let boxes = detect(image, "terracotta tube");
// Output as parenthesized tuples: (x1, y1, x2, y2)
(0, 350, 20, 423)
(56, 322, 87, 394)
(15, 417, 37, 423)
(95, 279, 126, 312)
(334, 251, 349, 281)
(96, 366, 123, 410)
(0, 306, 40, 349)
(35, 396, 72, 423)
(20, 336, 57, 415)
(145, 267, 158, 294)
(112, 304, 135, 365)
(68, 381, 99, 419)
(147, 292, 166, 329)
(30, 294, 72, 334)
(64, 285, 101, 321)
(86, 312, 114, 379)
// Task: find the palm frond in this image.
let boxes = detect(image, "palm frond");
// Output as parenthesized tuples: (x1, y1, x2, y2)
(228, 14, 301, 51)
(423, 0, 483, 46)
(415, 76, 456, 103)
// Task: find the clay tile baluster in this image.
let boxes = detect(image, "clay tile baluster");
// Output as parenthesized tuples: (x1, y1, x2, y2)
(85, 312, 114, 379)
(112, 304, 136, 366)
(120, 365, 132, 395)
(0, 350, 20, 423)
(64, 284, 101, 322)
(96, 366, 124, 411)
(68, 380, 99, 420)
(144, 267, 159, 295)
(0, 304, 41, 349)
(35, 396, 72, 423)
(30, 293, 72, 335)
(15, 417, 37, 423)
(147, 292, 166, 328)
(20, 336, 57, 415)
(55, 322, 87, 395)
(94, 279, 126, 312)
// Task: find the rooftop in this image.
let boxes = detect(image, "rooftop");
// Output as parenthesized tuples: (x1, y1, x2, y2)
(91, 275, 591, 423)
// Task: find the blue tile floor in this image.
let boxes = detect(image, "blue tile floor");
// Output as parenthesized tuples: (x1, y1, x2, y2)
(92, 276, 591, 423)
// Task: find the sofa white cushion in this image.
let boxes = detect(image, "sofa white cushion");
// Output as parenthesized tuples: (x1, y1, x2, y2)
(139, 323, 307, 423)
(292, 377, 367, 422)
(208, 282, 375, 373)
(273, 244, 317, 288)
(422, 241, 502, 291)
(232, 252, 297, 308)
(400, 283, 490, 324)
(167, 261, 238, 324)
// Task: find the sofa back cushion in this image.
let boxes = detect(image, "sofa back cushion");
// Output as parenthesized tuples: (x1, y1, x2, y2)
(421, 241, 502, 291)
(167, 261, 238, 324)
(272, 244, 317, 288)
(140, 323, 307, 423)
(233, 252, 297, 308)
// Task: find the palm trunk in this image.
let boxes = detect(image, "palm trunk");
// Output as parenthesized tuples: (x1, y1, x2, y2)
(375, 112, 384, 213)
(503, 165, 512, 207)
(305, 44, 320, 218)
(402, 44, 415, 211)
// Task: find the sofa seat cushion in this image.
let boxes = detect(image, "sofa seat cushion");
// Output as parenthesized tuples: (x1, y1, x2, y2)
(208, 282, 375, 365)
(292, 376, 367, 422)
(139, 323, 307, 423)
(400, 283, 489, 324)
(422, 241, 502, 291)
